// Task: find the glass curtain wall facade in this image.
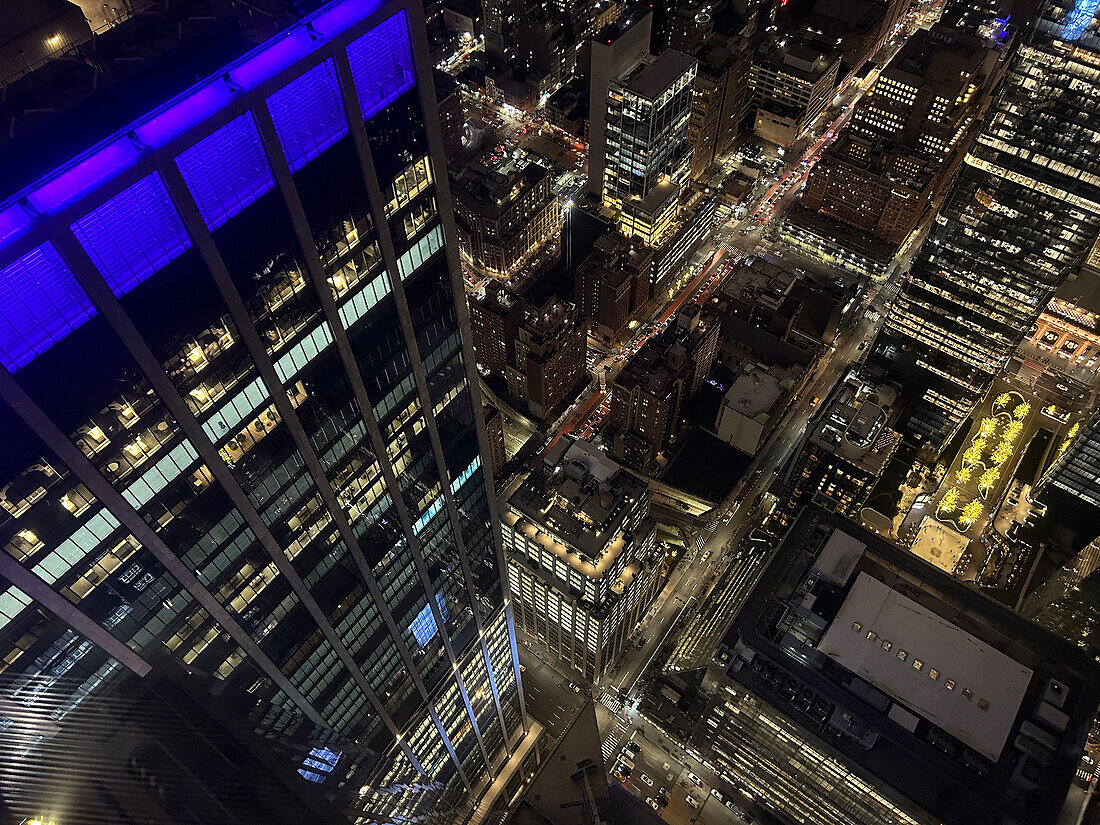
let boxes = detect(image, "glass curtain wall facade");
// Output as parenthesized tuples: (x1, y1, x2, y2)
(0, 0, 525, 822)
(602, 53, 697, 242)
(872, 0, 1100, 448)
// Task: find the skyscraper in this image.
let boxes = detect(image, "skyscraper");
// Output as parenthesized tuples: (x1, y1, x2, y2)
(602, 49, 698, 246)
(872, 0, 1100, 447)
(0, 0, 526, 822)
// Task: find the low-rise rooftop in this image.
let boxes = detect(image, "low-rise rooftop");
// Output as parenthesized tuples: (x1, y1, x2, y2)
(719, 509, 1100, 825)
(504, 440, 646, 575)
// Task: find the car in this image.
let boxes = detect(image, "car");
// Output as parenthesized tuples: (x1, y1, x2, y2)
(739, 813, 754, 823)
(688, 772, 702, 786)
(626, 741, 641, 754)
(568, 682, 581, 693)
(685, 795, 699, 809)
(810, 396, 820, 406)
(711, 788, 723, 801)
(646, 798, 659, 810)
(519, 664, 526, 672)
(639, 773, 652, 785)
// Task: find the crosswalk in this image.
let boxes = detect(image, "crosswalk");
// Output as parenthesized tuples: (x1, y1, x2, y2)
(602, 716, 630, 765)
(599, 692, 624, 715)
(705, 518, 720, 532)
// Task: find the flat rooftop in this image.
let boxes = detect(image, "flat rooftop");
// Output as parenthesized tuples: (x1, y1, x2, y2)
(811, 371, 899, 474)
(718, 508, 1100, 825)
(723, 368, 783, 419)
(627, 49, 696, 100)
(819, 572, 1033, 762)
(503, 439, 647, 576)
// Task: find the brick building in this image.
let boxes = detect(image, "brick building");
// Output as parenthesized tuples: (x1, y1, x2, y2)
(574, 235, 654, 344)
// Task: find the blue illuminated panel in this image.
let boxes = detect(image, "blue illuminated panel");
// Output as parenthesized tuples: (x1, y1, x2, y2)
(409, 593, 449, 647)
(1062, 0, 1100, 39)
(346, 11, 415, 121)
(71, 173, 193, 297)
(298, 746, 342, 783)
(175, 112, 275, 230)
(0, 243, 97, 372)
(267, 58, 350, 172)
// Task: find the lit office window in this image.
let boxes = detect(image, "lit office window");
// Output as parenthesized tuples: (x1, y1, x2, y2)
(266, 58, 350, 172)
(0, 242, 97, 371)
(346, 11, 415, 120)
(175, 111, 275, 230)
(71, 172, 193, 297)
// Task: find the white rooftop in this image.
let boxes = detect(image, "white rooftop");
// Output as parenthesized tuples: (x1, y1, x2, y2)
(562, 439, 619, 483)
(723, 369, 783, 419)
(818, 572, 1033, 762)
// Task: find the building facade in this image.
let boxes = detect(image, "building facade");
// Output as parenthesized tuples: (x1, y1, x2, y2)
(748, 36, 839, 147)
(501, 440, 660, 681)
(688, 37, 752, 178)
(872, 0, 1100, 447)
(602, 50, 698, 245)
(469, 282, 525, 377)
(0, 1, 526, 822)
(506, 299, 587, 420)
(451, 162, 560, 277)
(775, 369, 900, 530)
(608, 307, 720, 470)
(574, 234, 653, 343)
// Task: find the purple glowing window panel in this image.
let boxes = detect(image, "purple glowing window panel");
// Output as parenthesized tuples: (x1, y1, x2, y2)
(346, 11, 415, 121)
(409, 592, 449, 647)
(1, 0, 390, 256)
(174, 111, 275, 231)
(70, 173, 193, 297)
(27, 137, 141, 216)
(0, 243, 97, 372)
(0, 203, 31, 248)
(267, 58, 350, 172)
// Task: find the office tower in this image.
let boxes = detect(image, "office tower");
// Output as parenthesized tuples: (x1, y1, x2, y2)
(0, 1, 526, 822)
(748, 35, 840, 147)
(502, 439, 660, 681)
(872, 0, 1100, 448)
(451, 162, 561, 278)
(1021, 538, 1100, 654)
(469, 282, 525, 377)
(1034, 406, 1100, 541)
(602, 50, 698, 245)
(482, 0, 520, 59)
(774, 369, 900, 530)
(775, 0, 908, 83)
(483, 405, 508, 477)
(688, 36, 753, 178)
(800, 24, 1005, 245)
(588, 13, 655, 200)
(706, 509, 1098, 825)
